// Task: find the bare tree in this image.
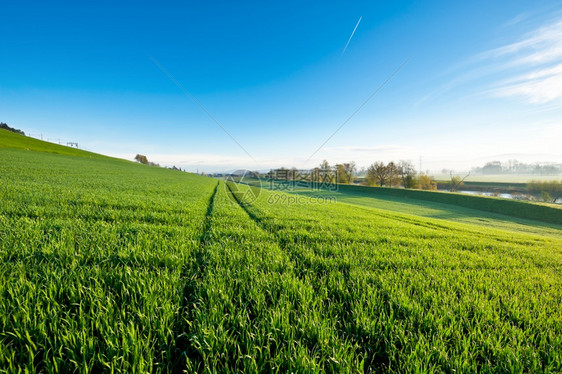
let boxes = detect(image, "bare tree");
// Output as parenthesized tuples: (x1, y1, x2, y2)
(311, 167, 320, 182)
(318, 160, 335, 184)
(449, 171, 470, 192)
(398, 160, 417, 188)
(387, 161, 400, 187)
(358, 166, 367, 177)
(527, 180, 562, 203)
(336, 161, 357, 184)
(290, 167, 300, 181)
(336, 164, 348, 184)
(367, 162, 389, 186)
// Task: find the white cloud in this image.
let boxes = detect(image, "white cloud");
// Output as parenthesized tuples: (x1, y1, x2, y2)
(502, 12, 530, 28)
(491, 63, 562, 103)
(482, 18, 562, 104)
(483, 20, 562, 60)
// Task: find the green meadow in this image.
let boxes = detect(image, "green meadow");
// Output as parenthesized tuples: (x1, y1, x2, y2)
(261, 182, 562, 238)
(1, 130, 562, 372)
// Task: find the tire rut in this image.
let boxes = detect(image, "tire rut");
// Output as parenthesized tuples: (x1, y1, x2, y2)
(166, 181, 219, 373)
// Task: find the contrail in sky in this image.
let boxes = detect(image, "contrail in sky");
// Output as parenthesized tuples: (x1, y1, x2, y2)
(342, 16, 362, 55)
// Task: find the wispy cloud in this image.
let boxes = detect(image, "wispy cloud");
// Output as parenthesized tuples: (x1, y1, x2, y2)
(482, 18, 562, 104)
(421, 16, 562, 108)
(502, 12, 530, 28)
(490, 63, 562, 103)
(484, 20, 562, 62)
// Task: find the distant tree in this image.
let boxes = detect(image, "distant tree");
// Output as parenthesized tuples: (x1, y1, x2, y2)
(134, 154, 149, 165)
(336, 162, 356, 184)
(310, 167, 320, 182)
(318, 160, 335, 184)
(0, 122, 25, 136)
(274, 167, 289, 180)
(358, 166, 367, 177)
(449, 171, 470, 192)
(481, 161, 503, 174)
(398, 160, 417, 188)
(336, 164, 348, 184)
(403, 174, 418, 189)
(418, 174, 437, 190)
(506, 159, 519, 173)
(289, 167, 300, 181)
(472, 160, 562, 175)
(450, 176, 462, 191)
(387, 161, 401, 187)
(541, 191, 553, 202)
(319, 160, 330, 171)
(367, 162, 389, 187)
(527, 180, 562, 203)
(344, 161, 357, 183)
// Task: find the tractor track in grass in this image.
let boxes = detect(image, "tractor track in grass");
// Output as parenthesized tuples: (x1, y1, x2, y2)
(168, 181, 219, 373)
(5, 131, 562, 372)
(224, 182, 409, 372)
(223, 182, 535, 372)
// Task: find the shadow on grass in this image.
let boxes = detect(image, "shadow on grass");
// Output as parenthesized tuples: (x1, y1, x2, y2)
(266, 187, 562, 236)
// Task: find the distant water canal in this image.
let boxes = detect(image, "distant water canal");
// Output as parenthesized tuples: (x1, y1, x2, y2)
(439, 190, 562, 204)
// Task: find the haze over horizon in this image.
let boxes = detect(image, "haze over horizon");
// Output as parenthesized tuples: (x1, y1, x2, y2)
(2, 1, 562, 173)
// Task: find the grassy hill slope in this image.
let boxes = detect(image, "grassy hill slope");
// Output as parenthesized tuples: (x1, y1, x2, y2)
(261, 183, 562, 238)
(258, 179, 562, 227)
(0, 128, 115, 160)
(1, 131, 562, 372)
(0, 145, 217, 372)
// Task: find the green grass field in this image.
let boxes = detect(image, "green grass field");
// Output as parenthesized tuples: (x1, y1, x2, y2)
(0, 129, 112, 160)
(1, 131, 562, 372)
(258, 182, 562, 239)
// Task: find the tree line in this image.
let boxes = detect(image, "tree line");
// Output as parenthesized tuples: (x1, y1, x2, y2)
(270, 160, 439, 190)
(527, 180, 562, 203)
(0, 122, 25, 136)
(471, 160, 562, 175)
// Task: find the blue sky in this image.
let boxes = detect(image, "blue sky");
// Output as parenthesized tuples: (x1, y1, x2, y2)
(2, 1, 562, 172)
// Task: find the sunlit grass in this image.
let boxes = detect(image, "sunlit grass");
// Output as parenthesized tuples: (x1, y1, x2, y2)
(1, 131, 562, 372)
